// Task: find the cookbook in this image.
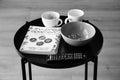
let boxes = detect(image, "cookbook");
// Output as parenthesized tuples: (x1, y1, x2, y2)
(19, 26, 61, 55)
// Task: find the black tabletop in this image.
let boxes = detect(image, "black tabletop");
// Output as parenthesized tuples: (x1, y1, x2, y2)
(14, 16, 103, 69)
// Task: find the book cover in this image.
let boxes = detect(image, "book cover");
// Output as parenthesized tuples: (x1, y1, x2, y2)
(19, 26, 61, 55)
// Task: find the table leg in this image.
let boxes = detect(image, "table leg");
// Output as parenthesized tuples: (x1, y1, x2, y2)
(28, 62, 32, 80)
(85, 62, 88, 80)
(93, 56, 98, 80)
(21, 58, 27, 80)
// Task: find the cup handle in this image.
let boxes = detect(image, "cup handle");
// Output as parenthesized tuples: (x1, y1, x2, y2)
(64, 18, 70, 24)
(57, 19, 63, 26)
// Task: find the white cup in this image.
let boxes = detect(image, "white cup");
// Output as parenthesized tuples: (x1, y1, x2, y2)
(41, 11, 63, 28)
(65, 9, 84, 24)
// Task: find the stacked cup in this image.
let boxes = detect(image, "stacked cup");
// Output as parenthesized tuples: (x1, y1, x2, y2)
(64, 9, 84, 24)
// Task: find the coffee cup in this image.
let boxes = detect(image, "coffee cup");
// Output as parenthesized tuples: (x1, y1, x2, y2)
(41, 11, 63, 28)
(65, 9, 84, 24)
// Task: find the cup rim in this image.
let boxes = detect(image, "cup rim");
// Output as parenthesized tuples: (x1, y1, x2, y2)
(68, 9, 84, 17)
(41, 11, 60, 20)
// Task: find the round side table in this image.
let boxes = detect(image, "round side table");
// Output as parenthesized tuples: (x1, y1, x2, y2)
(14, 16, 103, 80)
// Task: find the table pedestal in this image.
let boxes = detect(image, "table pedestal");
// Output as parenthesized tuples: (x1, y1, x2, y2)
(21, 56, 98, 80)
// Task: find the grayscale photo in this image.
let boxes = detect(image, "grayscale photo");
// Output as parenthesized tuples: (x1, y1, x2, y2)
(0, 0, 120, 80)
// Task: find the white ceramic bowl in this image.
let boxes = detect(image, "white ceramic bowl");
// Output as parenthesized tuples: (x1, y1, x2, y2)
(61, 22, 96, 46)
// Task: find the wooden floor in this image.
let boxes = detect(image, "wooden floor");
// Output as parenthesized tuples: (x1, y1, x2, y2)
(0, 0, 120, 80)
